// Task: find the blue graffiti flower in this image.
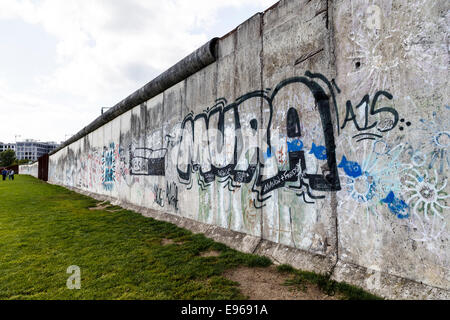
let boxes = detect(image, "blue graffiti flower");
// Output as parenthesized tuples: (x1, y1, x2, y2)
(417, 111, 449, 174)
(347, 171, 377, 203)
(336, 138, 405, 226)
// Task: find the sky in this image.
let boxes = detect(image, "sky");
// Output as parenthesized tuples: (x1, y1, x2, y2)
(0, 0, 276, 144)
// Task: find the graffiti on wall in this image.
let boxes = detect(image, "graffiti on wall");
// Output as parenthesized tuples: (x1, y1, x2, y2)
(174, 75, 343, 207)
(57, 71, 406, 204)
(102, 143, 116, 191)
(335, 104, 449, 241)
(130, 146, 167, 176)
(152, 181, 179, 211)
(49, 70, 448, 242)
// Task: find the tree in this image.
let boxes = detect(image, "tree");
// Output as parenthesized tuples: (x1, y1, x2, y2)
(0, 149, 16, 167)
(12, 159, 30, 166)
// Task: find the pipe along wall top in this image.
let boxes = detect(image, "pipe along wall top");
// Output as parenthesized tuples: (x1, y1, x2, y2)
(51, 38, 219, 156)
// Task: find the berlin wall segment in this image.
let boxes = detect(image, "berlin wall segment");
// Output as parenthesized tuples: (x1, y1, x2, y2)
(17, 0, 448, 299)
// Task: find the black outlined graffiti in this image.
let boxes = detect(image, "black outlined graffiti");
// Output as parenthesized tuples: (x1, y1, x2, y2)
(175, 72, 343, 206)
(125, 71, 398, 206)
(129, 146, 167, 176)
(153, 184, 164, 207)
(166, 181, 179, 211)
(152, 181, 179, 211)
(53, 70, 403, 208)
(341, 91, 399, 141)
(305, 71, 400, 142)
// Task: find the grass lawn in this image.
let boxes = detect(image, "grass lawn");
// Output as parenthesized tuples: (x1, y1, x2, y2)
(0, 175, 380, 300)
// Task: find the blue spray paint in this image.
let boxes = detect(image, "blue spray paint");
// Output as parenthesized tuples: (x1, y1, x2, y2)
(309, 143, 327, 160)
(338, 156, 362, 178)
(381, 191, 409, 219)
(351, 172, 377, 203)
(287, 139, 303, 152)
(102, 142, 116, 190)
(264, 147, 273, 160)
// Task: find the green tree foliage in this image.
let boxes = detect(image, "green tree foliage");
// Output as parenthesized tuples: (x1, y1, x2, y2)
(0, 149, 16, 167)
(12, 159, 30, 166)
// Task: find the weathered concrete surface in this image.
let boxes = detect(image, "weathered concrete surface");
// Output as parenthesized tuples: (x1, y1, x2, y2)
(332, 260, 449, 300)
(330, 0, 450, 298)
(21, 0, 449, 299)
(19, 162, 38, 178)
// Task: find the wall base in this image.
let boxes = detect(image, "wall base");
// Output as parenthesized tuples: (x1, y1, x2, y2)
(331, 260, 449, 300)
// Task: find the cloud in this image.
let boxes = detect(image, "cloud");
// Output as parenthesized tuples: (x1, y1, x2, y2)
(0, 0, 275, 143)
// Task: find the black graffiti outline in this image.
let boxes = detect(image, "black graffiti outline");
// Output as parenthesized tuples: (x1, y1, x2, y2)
(177, 91, 271, 188)
(153, 184, 164, 207)
(340, 89, 398, 138)
(129, 146, 167, 176)
(166, 181, 179, 211)
(175, 72, 342, 205)
(304, 71, 341, 136)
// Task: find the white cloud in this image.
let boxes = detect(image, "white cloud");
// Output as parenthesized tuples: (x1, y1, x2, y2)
(0, 0, 275, 143)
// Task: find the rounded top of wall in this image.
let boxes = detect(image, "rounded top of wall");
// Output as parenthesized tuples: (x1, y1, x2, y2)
(51, 37, 219, 156)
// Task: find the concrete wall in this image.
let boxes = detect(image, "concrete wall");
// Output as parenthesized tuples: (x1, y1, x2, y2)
(40, 0, 449, 299)
(19, 162, 38, 178)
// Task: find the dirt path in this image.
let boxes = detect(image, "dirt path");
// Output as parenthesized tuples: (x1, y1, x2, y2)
(223, 265, 340, 300)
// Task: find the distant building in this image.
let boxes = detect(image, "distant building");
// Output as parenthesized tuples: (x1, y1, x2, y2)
(0, 142, 16, 153)
(15, 140, 59, 161)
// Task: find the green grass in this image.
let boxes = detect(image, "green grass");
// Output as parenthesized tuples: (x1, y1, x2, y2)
(0, 175, 379, 300)
(0, 175, 270, 300)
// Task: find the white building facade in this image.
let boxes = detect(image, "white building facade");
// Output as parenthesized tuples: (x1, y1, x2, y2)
(2, 140, 59, 161)
(0, 142, 16, 153)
